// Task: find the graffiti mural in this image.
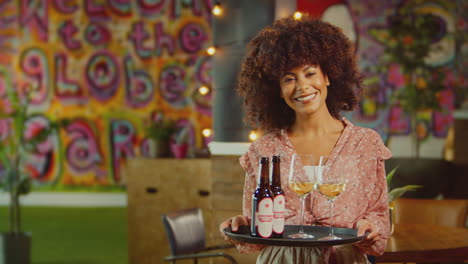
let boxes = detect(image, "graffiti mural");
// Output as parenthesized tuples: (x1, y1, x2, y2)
(298, 0, 467, 143)
(0, 0, 213, 189)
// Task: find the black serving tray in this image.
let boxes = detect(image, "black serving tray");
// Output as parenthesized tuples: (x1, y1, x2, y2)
(223, 225, 366, 247)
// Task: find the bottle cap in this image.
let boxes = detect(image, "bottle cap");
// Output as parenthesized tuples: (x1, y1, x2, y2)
(272, 155, 280, 162)
(260, 157, 269, 164)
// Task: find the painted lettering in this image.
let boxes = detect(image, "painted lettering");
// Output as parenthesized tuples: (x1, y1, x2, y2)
(58, 20, 82, 50)
(124, 56, 154, 108)
(86, 51, 120, 102)
(128, 21, 153, 59)
(20, 0, 49, 41)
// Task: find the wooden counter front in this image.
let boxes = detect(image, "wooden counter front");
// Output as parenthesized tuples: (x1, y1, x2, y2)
(125, 158, 212, 264)
(125, 157, 258, 264)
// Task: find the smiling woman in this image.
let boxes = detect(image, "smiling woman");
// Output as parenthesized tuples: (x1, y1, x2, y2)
(220, 14, 391, 264)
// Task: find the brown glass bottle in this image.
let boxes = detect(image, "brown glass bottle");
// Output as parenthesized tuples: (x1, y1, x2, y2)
(271, 155, 285, 238)
(251, 157, 274, 238)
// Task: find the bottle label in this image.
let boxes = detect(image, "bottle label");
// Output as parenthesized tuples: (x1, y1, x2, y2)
(257, 197, 273, 238)
(273, 194, 285, 234)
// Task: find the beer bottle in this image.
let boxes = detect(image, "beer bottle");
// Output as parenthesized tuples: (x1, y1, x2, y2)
(251, 157, 274, 238)
(271, 155, 285, 238)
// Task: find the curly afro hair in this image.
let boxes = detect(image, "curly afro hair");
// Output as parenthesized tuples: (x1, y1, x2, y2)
(237, 14, 363, 132)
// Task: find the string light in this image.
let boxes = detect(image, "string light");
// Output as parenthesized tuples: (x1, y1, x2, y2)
(206, 46, 216, 55)
(249, 131, 258, 141)
(212, 1, 223, 16)
(202, 128, 212, 138)
(293, 11, 303, 20)
(198, 85, 210, 95)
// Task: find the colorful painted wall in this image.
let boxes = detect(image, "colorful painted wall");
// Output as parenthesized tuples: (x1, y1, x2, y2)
(0, 0, 213, 189)
(1, 0, 467, 189)
(298, 0, 467, 144)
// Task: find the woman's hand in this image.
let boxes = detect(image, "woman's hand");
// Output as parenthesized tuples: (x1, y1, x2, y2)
(219, 215, 250, 241)
(356, 219, 379, 247)
(219, 215, 265, 253)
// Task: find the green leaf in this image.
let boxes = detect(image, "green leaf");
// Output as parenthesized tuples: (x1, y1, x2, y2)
(146, 120, 175, 141)
(388, 185, 422, 203)
(386, 166, 399, 187)
(17, 176, 31, 196)
(57, 118, 72, 128)
(22, 125, 55, 153)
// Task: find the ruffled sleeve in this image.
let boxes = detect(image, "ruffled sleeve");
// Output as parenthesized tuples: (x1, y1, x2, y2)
(353, 130, 392, 256)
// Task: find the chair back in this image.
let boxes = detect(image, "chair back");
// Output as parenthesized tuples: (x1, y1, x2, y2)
(393, 198, 467, 227)
(162, 208, 206, 255)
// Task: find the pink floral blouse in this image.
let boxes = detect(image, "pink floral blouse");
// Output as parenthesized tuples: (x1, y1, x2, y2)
(239, 118, 392, 257)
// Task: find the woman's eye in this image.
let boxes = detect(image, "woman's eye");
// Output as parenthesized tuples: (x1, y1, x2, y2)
(283, 77, 295, 83)
(306, 72, 315, 77)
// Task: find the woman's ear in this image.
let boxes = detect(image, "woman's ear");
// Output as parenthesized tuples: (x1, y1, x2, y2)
(325, 75, 330, 86)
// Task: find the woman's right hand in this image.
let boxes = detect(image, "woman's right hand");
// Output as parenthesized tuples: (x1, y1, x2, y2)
(219, 215, 250, 241)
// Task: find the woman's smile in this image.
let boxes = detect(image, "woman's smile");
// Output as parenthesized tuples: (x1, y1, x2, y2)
(294, 92, 318, 103)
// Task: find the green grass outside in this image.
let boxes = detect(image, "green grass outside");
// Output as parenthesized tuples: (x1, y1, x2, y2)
(0, 206, 128, 264)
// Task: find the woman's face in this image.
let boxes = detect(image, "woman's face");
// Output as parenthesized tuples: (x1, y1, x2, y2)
(279, 64, 330, 116)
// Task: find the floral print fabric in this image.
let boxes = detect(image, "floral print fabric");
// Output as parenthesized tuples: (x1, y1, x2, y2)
(238, 118, 392, 260)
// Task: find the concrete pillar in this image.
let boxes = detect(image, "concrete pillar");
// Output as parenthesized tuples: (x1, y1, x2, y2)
(208, 3, 296, 263)
(212, 0, 276, 142)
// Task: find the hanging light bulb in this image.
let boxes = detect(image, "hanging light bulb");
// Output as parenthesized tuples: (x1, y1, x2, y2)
(212, 1, 223, 16)
(206, 46, 216, 55)
(202, 128, 212, 138)
(249, 130, 258, 141)
(198, 85, 210, 95)
(293, 11, 303, 20)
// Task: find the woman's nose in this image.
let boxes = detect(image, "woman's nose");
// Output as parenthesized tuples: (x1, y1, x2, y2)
(295, 77, 307, 91)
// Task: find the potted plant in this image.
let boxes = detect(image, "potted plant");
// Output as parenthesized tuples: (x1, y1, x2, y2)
(170, 126, 190, 159)
(386, 166, 421, 234)
(0, 88, 56, 264)
(145, 112, 176, 158)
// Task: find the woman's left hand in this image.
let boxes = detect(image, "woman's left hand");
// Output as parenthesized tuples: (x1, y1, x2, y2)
(356, 219, 379, 246)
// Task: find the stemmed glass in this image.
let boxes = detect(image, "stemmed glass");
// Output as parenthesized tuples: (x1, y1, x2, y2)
(287, 154, 318, 238)
(318, 155, 346, 240)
